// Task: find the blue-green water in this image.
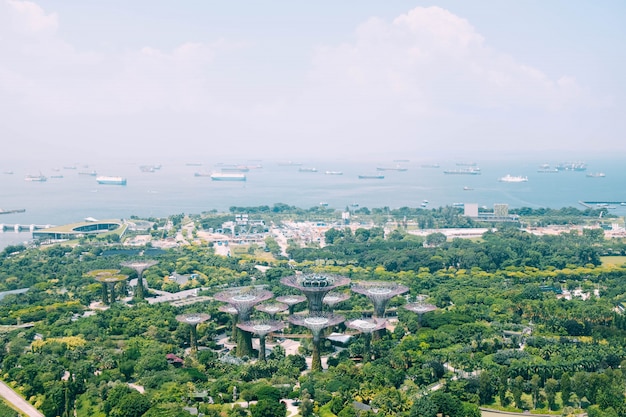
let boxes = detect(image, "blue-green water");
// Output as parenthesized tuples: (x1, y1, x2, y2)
(1, 156, 625, 248)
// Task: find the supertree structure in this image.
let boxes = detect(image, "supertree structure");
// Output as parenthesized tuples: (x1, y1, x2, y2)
(351, 281, 409, 318)
(255, 302, 288, 318)
(404, 302, 437, 327)
(346, 317, 387, 362)
(281, 274, 351, 314)
(237, 320, 285, 361)
(288, 313, 345, 372)
(275, 295, 306, 315)
(120, 260, 158, 300)
(322, 292, 350, 312)
(85, 269, 128, 305)
(176, 313, 210, 352)
(214, 287, 273, 357)
(218, 304, 239, 343)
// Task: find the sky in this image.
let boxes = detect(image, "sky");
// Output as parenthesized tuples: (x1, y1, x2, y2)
(1, 1, 626, 162)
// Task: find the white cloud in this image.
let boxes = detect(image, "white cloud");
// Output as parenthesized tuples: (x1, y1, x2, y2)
(0, 2, 612, 158)
(306, 6, 581, 114)
(1, 0, 58, 36)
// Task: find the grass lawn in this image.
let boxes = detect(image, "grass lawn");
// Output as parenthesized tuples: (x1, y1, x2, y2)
(601, 256, 626, 266)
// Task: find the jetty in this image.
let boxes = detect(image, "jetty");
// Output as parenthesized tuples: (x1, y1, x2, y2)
(0, 224, 52, 232)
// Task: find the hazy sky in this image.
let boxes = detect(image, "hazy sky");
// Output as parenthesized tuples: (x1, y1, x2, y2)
(2, 1, 625, 161)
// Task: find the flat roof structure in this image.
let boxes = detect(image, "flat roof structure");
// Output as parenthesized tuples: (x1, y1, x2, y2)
(32, 219, 126, 240)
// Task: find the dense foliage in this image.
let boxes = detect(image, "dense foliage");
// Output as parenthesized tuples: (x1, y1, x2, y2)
(0, 208, 626, 417)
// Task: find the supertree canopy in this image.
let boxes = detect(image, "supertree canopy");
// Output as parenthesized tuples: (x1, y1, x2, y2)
(214, 287, 273, 357)
(281, 274, 350, 314)
(346, 317, 387, 362)
(351, 281, 409, 317)
(120, 260, 158, 299)
(288, 313, 345, 372)
(255, 302, 288, 318)
(275, 295, 306, 314)
(322, 292, 350, 311)
(176, 313, 210, 352)
(404, 302, 437, 327)
(237, 320, 285, 361)
(85, 269, 128, 305)
(214, 287, 273, 321)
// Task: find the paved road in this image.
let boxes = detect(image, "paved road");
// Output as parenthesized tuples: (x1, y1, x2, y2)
(0, 380, 44, 417)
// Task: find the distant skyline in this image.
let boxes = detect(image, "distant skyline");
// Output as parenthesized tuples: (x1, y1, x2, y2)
(1, 1, 625, 161)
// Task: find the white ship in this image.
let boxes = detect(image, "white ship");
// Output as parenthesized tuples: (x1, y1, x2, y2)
(325, 170, 343, 175)
(498, 174, 528, 183)
(24, 174, 47, 182)
(210, 172, 246, 181)
(96, 176, 127, 185)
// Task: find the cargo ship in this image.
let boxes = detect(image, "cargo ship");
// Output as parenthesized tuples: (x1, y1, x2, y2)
(498, 174, 528, 183)
(0, 208, 25, 215)
(96, 176, 127, 185)
(298, 167, 318, 172)
(210, 173, 246, 181)
(556, 162, 587, 171)
(376, 165, 408, 172)
(358, 174, 385, 179)
(324, 170, 343, 175)
(24, 174, 47, 182)
(443, 168, 481, 175)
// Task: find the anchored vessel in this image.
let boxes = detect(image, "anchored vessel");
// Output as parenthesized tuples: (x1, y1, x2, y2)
(24, 174, 47, 182)
(444, 168, 481, 175)
(358, 174, 385, 179)
(498, 174, 528, 183)
(210, 172, 246, 181)
(96, 176, 127, 185)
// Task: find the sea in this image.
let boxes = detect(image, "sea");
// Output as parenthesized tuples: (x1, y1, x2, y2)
(1, 155, 625, 249)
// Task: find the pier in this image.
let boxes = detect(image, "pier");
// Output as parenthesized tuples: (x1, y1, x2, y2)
(0, 224, 53, 232)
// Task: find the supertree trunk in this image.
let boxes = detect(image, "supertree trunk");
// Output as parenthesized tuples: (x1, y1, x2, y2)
(259, 335, 267, 361)
(237, 329, 254, 358)
(135, 273, 145, 299)
(311, 336, 322, 372)
(190, 324, 198, 352)
(363, 333, 372, 362)
(101, 284, 109, 305)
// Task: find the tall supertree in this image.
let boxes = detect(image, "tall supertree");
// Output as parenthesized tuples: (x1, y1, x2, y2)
(214, 287, 273, 357)
(289, 313, 344, 372)
(322, 292, 350, 312)
(404, 302, 437, 327)
(237, 320, 285, 361)
(275, 295, 306, 314)
(346, 317, 387, 362)
(255, 302, 288, 318)
(120, 260, 158, 300)
(85, 269, 128, 305)
(281, 274, 350, 314)
(351, 281, 409, 318)
(218, 304, 239, 343)
(176, 313, 210, 352)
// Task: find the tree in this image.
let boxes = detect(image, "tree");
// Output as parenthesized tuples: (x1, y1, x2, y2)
(426, 232, 447, 247)
(544, 378, 558, 410)
(478, 369, 495, 405)
(511, 376, 524, 410)
(530, 374, 541, 409)
(561, 373, 572, 405)
(250, 399, 286, 417)
(109, 391, 151, 417)
(409, 396, 437, 417)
